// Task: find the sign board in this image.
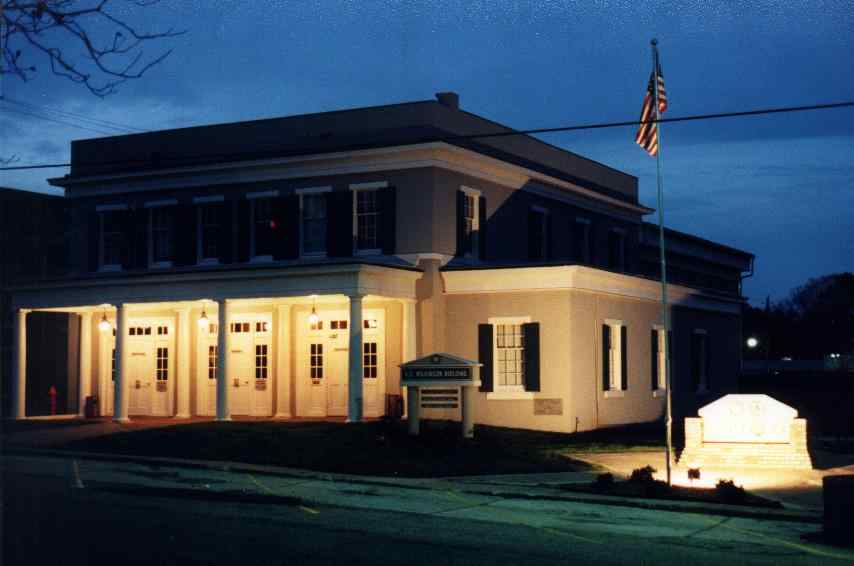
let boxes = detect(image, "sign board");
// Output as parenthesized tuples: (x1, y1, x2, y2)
(400, 353, 481, 387)
(698, 394, 797, 444)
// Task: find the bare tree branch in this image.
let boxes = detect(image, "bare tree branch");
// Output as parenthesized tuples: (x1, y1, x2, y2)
(1, 0, 184, 96)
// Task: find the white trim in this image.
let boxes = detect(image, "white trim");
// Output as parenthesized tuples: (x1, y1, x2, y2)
(349, 181, 387, 190)
(604, 390, 625, 399)
(488, 315, 531, 325)
(604, 318, 623, 326)
(246, 190, 279, 200)
(460, 186, 481, 197)
(653, 389, 667, 398)
(296, 186, 332, 195)
(144, 199, 178, 209)
(397, 252, 453, 266)
(96, 203, 128, 212)
(193, 195, 224, 204)
(486, 391, 535, 401)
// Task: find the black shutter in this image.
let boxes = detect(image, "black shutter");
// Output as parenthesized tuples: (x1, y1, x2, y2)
(522, 322, 540, 392)
(326, 190, 353, 257)
(478, 323, 494, 392)
(602, 324, 611, 390)
(651, 329, 659, 390)
(218, 200, 233, 264)
(620, 325, 628, 390)
(237, 198, 251, 263)
(176, 203, 196, 266)
(130, 208, 146, 270)
(87, 209, 100, 272)
(456, 190, 465, 257)
(477, 195, 487, 261)
(381, 185, 396, 255)
(273, 195, 299, 260)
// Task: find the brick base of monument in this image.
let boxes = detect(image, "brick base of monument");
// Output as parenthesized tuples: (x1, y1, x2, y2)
(679, 418, 812, 469)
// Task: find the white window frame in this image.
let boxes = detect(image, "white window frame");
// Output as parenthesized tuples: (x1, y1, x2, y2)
(460, 186, 481, 260)
(249, 194, 276, 263)
(146, 201, 177, 269)
(487, 315, 534, 400)
(531, 205, 550, 260)
(297, 186, 332, 258)
(693, 328, 709, 394)
(195, 197, 224, 266)
(652, 324, 667, 397)
(609, 227, 627, 271)
(604, 318, 625, 398)
(350, 182, 386, 256)
(575, 217, 591, 264)
(97, 204, 127, 272)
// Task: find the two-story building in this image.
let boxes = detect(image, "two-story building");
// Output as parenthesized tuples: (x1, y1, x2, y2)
(8, 92, 753, 432)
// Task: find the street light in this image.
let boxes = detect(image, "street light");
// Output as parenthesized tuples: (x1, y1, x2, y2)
(746, 337, 759, 349)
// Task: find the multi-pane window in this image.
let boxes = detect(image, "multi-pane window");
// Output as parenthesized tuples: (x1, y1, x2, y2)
(574, 219, 591, 264)
(310, 343, 323, 383)
(495, 324, 525, 388)
(230, 322, 250, 333)
(255, 321, 269, 333)
(302, 194, 327, 254)
(462, 194, 477, 256)
(602, 322, 627, 392)
(363, 342, 378, 378)
(199, 203, 220, 261)
(253, 198, 274, 257)
(129, 326, 152, 336)
(157, 325, 168, 336)
(101, 212, 124, 268)
(355, 190, 380, 251)
(330, 320, 348, 330)
(208, 345, 218, 380)
(156, 347, 169, 381)
(151, 207, 174, 264)
(255, 344, 268, 379)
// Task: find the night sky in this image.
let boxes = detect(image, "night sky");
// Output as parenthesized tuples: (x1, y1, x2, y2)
(2, 1, 852, 304)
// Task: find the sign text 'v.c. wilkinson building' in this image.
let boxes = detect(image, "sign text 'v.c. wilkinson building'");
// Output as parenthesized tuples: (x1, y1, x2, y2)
(7, 92, 754, 431)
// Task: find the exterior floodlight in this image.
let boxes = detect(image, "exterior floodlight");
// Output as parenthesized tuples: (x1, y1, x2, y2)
(746, 337, 759, 349)
(98, 313, 111, 332)
(198, 309, 210, 328)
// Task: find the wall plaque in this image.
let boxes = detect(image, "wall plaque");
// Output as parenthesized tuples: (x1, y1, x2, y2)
(534, 399, 563, 416)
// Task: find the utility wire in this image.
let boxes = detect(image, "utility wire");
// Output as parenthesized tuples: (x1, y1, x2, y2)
(1, 96, 148, 134)
(2, 100, 853, 172)
(0, 106, 119, 136)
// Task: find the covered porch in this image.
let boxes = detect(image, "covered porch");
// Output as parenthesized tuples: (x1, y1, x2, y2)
(10, 262, 420, 423)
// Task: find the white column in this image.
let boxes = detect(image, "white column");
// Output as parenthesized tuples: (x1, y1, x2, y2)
(113, 304, 130, 422)
(175, 308, 191, 418)
(216, 299, 231, 421)
(12, 308, 29, 420)
(274, 303, 292, 418)
(401, 299, 417, 419)
(347, 294, 364, 423)
(77, 311, 93, 417)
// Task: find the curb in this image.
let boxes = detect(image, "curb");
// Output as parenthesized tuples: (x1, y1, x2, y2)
(6, 447, 821, 524)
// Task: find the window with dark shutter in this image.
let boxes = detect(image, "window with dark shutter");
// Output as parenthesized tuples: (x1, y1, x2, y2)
(478, 195, 487, 260)
(176, 203, 196, 266)
(301, 194, 327, 256)
(522, 322, 540, 392)
(651, 329, 659, 390)
(602, 324, 611, 391)
(478, 323, 494, 392)
(273, 195, 300, 260)
(456, 190, 466, 257)
(574, 219, 591, 264)
(528, 209, 547, 261)
(609, 230, 626, 271)
(326, 190, 353, 257)
(87, 209, 100, 272)
(252, 198, 274, 258)
(620, 325, 628, 390)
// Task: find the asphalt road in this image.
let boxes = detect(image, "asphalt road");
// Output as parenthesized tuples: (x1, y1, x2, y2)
(2, 454, 851, 565)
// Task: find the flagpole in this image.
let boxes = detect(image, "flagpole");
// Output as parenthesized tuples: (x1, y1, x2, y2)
(651, 38, 673, 487)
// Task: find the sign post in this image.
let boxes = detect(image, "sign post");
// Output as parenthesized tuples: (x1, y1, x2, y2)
(400, 353, 482, 439)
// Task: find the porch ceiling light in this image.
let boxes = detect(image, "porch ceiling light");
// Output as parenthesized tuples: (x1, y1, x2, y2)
(98, 312, 111, 332)
(308, 296, 320, 325)
(198, 309, 210, 328)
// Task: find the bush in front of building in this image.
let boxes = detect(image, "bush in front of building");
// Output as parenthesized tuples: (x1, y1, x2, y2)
(629, 465, 657, 484)
(594, 472, 615, 490)
(714, 479, 747, 504)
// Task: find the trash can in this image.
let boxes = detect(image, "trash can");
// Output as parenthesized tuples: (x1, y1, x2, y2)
(84, 395, 99, 418)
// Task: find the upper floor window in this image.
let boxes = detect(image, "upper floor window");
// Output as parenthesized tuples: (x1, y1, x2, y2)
(252, 197, 274, 259)
(198, 202, 220, 263)
(602, 320, 628, 395)
(354, 189, 380, 253)
(574, 217, 591, 264)
(100, 210, 125, 270)
(149, 206, 175, 266)
(528, 207, 550, 261)
(458, 187, 481, 259)
(299, 189, 329, 256)
(608, 229, 626, 271)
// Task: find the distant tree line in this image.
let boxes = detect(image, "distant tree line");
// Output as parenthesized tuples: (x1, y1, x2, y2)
(743, 273, 854, 361)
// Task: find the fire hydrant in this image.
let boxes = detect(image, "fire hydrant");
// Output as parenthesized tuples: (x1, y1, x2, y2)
(48, 385, 57, 415)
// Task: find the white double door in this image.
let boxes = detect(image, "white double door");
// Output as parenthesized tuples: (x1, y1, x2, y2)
(224, 314, 273, 417)
(125, 319, 174, 417)
(298, 308, 385, 418)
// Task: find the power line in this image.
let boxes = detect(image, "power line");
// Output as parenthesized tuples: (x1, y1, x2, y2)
(2, 99, 853, 172)
(1, 96, 148, 134)
(0, 106, 119, 136)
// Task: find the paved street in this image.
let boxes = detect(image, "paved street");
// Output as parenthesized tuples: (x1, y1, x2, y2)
(3, 453, 852, 565)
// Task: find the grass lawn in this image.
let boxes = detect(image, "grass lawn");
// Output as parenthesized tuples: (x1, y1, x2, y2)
(59, 420, 603, 477)
(2, 418, 103, 434)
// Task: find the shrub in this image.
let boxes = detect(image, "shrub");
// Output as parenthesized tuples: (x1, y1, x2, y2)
(715, 479, 746, 504)
(594, 472, 615, 489)
(629, 465, 657, 484)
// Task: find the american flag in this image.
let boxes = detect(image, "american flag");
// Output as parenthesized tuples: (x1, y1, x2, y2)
(635, 63, 667, 156)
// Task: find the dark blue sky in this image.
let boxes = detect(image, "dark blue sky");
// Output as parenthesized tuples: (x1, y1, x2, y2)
(2, 1, 853, 304)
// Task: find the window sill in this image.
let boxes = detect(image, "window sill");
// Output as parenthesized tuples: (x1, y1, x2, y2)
(300, 252, 328, 260)
(250, 255, 274, 263)
(355, 248, 382, 256)
(149, 261, 173, 269)
(603, 390, 625, 399)
(198, 258, 220, 266)
(652, 388, 667, 398)
(486, 390, 535, 401)
(99, 265, 122, 273)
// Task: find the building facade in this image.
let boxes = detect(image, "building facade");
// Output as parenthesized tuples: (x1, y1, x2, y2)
(8, 93, 754, 431)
